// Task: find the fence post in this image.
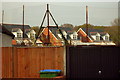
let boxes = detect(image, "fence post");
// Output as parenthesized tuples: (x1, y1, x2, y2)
(63, 46, 66, 76)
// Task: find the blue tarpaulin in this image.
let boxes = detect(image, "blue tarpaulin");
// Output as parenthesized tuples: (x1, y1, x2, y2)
(40, 69, 61, 72)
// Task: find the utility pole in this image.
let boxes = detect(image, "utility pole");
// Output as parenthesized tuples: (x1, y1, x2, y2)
(47, 4, 50, 45)
(23, 5, 25, 39)
(86, 6, 89, 42)
(2, 10, 4, 26)
(86, 6, 88, 36)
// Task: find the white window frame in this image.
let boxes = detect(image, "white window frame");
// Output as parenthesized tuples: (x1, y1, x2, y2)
(17, 33, 22, 38)
(73, 35, 77, 40)
(105, 36, 109, 41)
(96, 36, 100, 41)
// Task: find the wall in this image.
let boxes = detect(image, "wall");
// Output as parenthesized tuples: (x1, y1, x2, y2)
(77, 29, 93, 42)
(1, 34, 12, 47)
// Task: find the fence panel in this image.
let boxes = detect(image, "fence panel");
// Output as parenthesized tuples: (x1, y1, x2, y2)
(2, 47, 13, 78)
(66, 45, 120, 79)
(2, 47, 64, 78)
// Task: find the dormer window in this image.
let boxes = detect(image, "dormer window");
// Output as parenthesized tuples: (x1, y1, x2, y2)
(105, 36, 109, 41)
(30, 30, 36, 39)
(73, 32, 78, 40)
(17, 33, 22, 38)
(30, 33, 35, 38)
(96, 36, 100, 41)
(16, 29, 23, 38)
(73, 35, 77, 40)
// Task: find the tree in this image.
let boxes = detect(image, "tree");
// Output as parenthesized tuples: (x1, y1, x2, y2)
(74, 24, 104, 31)
(74, 24, 93, 31)
(111, 18, 119, 26)
(61, 24, 74, 29)
(106, 18, 120, 45)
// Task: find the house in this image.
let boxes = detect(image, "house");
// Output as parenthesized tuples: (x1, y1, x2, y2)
(80, 28, 110, 42)
(77, 28, 93, 42)
(39, 26, 115, 46)
(39, 27, 63, 46)
(2, 24, 37, 46)
(0, 24, 15, 47)
(77, 28, 115, 45)
(57, 27, 81, 45)
(39, 26, 82, 46)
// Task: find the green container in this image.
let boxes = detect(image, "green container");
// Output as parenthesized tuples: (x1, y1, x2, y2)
(39, 69, 61, 78)
(40, 72, 59, 78)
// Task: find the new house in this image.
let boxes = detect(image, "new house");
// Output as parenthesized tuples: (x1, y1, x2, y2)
(39, 26, 115, 46)
(39, 26, 89, 46)
(2, 24, 39, 46)
(77, 28, 115, 45)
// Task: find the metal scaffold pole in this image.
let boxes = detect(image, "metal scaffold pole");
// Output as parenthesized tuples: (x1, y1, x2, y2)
(34, 4, 69, 46)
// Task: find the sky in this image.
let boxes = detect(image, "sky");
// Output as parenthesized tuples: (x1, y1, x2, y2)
(1, 1, 119, 27)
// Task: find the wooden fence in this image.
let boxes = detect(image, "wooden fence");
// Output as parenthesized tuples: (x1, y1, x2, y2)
(2, 47, 65, 78)
(1, 78, 66, 80)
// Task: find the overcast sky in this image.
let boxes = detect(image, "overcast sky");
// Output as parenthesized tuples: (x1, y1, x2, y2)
(1, 2, 118, 27)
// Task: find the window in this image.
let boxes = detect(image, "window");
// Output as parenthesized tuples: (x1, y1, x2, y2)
(30, 33, 35, 38)
(17, 33, 22, 38)
(80, 36, 82, 40)
(105, 36, 109, 41)
(96, 36, 100, 41)
(73, 35, 77, 40)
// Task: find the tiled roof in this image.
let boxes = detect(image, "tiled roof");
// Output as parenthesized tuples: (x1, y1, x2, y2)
(25, 29, 31, 33)
(49, 27, 74, 40)
(0, 24, 15, 38)
(3, 24, 31, 32)
(99, 32, 107, 36)
(59, 27, 74, 34)
(12, 28, 20, 32)
(82, 28, 104, 36)
(1, 24, 32, 38)
(90, 32, 98, 35)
